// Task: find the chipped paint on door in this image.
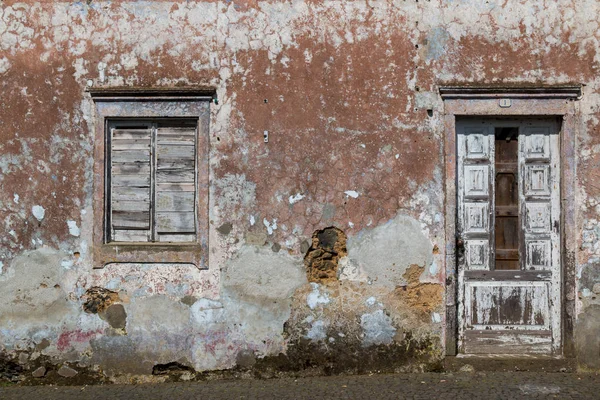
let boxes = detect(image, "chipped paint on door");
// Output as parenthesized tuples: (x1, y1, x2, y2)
(457, 118, 561, 355)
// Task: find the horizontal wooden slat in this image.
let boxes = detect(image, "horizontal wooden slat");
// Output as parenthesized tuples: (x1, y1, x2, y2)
(463, 330, 552, 354)
(111, 150, 150, 163)
(112, 174, 150, 187)
(496, 162, 518, 173)
(112, 200, 150, 212)
(156, 138, 195, 146)
(112, 162, 151, 175)
(112, 129, 151, 140)
(156, 160, 195, 170)
(157, 233, 196, 243)
(156, 130, 195, 145)
(157, 145, 195, 159)
(111, 211, 150, 229)
(495, 205, 518, 217)
(156, 211, 195, 233)
(496, 249, 519, 260)
(156, 127, 195, 136)
(465, 270, 552, 281)
(111, 138, 151, 150)
(113, 230, 150, 242)
(156, 191, 195, 212)
(112, 187, 150, 202)
(156, 169, 194, 183)
(156, 183, 195, 192)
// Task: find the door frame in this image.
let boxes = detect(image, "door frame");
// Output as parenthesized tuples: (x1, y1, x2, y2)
(440, 86, 582, 357)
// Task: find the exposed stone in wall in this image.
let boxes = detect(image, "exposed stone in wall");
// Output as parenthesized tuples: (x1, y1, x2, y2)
(395, 265, 444, 318)
(82, 287, 127, 331)
(304, 227, 347, 283)
(82, 287, 120, 314)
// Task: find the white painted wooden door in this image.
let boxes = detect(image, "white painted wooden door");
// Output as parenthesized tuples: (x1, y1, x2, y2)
(456, 118, 561, 355)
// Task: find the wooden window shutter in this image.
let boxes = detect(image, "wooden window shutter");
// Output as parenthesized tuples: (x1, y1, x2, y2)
(109, 127, 153, 242)
(108, 122, 197, 243)
(154, 126, 197, 242)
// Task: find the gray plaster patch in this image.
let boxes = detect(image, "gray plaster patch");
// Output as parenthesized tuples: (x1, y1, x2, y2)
(360, 310, 396, 346)
(222, 246, 306, 301)
(190, 298, 226, 328)
(0, 248, 74, 326)
(127, 295, 190, 333)
(346, 214, 432, 288)
(206, 245, 308, 368)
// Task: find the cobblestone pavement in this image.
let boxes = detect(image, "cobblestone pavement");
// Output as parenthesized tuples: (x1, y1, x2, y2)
(1, 372, 599, 399)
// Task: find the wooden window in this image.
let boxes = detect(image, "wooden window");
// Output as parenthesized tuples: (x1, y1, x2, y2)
(107, 119, 197, 243)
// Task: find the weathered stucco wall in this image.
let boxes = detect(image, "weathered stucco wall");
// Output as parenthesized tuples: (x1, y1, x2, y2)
(0, 0, 599, 381)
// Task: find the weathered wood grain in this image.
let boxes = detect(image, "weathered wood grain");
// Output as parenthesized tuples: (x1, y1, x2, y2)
(111, 149, 151, 163)
(156, 211, 195, 233)
(157, 145, 195, 159)
(112, 187, 150, 202)
(111, 211, 150, 229)
(156, 169, 195, 183)
(156, 192, 195, 212)
(463, 330, 552, 354)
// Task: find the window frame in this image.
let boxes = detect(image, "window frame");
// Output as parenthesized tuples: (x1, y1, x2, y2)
(90, 88, 213, 269)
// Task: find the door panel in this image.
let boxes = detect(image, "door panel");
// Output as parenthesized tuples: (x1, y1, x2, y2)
(466, 282, 549, 328)
(463, 330, 552, 355)
(457, 118, 561, 355)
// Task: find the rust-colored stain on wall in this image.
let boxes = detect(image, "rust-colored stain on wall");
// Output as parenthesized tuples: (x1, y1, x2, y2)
(0, 0, 598, 381)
